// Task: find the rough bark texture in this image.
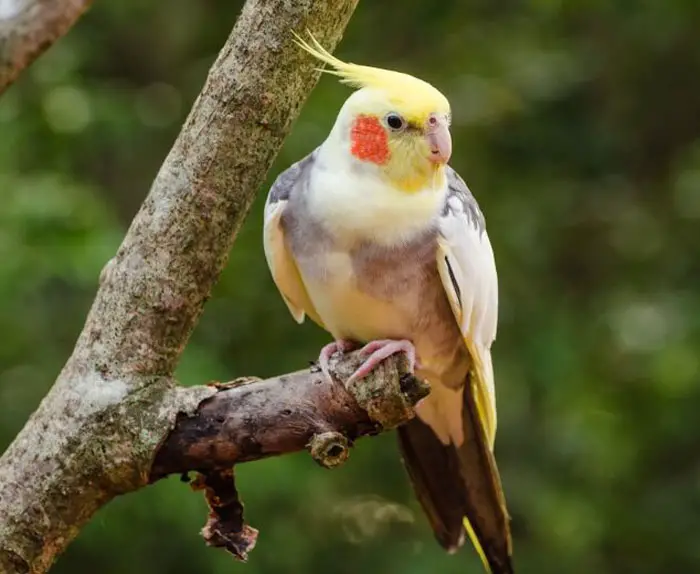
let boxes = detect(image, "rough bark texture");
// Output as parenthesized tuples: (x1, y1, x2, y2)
(0, 0, 93, 94)
(151, 351, 429, 479)
(149, 352, 428, 562)
(193, 468, 260, 562)
(0, 0, 359, 572)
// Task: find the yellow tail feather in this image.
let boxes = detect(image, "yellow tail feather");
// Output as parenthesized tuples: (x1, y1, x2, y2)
(464, 517, 492, 573)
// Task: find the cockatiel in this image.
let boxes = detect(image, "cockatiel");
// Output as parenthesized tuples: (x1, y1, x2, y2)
(263, 33, 513, 573)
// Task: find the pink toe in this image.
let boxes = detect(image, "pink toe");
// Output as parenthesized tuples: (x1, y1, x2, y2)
(347, 339, 418, 384)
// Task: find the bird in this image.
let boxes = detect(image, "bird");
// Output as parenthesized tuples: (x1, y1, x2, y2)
(263, 33, 513, 573)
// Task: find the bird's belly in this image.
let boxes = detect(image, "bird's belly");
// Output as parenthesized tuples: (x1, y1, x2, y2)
(299, 250, 469, 385)
(305, 272, 414, 343)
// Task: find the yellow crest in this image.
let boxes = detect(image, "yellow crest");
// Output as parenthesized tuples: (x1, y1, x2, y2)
(293, 31, 450, 122)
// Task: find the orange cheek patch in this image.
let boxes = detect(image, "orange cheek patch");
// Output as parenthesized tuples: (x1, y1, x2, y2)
(350, 115, 390, 165)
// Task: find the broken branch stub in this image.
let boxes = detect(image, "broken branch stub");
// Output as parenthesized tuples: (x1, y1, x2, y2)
(191, 469, 259, 561)
(308, 431, 350, 469)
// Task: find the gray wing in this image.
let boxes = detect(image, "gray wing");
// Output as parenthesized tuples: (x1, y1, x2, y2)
(436, 166, 499, 446)
(263, 151, 324, 327)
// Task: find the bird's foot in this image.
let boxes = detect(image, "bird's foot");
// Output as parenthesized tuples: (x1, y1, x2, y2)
(318, 340, 357, 382)
(346, 339, 417, 385)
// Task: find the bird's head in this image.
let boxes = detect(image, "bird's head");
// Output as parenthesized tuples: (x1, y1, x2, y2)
(296, 33, 452, 193)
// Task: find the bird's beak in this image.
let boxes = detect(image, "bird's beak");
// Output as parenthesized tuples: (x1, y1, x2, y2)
(426, 119, 452, 165)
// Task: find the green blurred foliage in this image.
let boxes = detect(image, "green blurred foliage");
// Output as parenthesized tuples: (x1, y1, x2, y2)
(2, 1, 700, 572)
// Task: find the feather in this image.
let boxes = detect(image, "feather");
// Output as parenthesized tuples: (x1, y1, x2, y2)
(263, 153, 324, 327)
(292, 31, 450, 120)
(397, 418, 466, 551)
(433, 167, 512, 571)
(436, 167, 499, 447)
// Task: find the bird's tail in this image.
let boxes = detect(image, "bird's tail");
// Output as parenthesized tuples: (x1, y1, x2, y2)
(397, 384, 513, 573)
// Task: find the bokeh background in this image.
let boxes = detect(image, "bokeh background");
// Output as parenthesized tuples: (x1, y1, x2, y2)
(2, 1, 700, 573)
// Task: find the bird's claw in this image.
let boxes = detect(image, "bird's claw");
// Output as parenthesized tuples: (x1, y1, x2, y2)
(347, 339, 417, 385)
(317, 340, 356, 382)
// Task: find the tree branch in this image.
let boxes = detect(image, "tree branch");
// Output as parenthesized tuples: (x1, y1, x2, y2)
(149, 351, 429, 561)
(151, 350, 429, 480)
(0, 1, 359, 572)
(0, 0, 93, 94)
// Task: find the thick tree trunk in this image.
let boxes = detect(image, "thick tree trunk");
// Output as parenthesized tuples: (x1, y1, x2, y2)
(0, 1, 362, 572)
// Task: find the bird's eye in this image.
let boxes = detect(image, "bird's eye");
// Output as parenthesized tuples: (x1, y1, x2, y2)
(385, 113, 406, 131)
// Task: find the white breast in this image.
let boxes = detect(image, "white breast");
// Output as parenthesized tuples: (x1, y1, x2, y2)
(307, 142, 447, 248)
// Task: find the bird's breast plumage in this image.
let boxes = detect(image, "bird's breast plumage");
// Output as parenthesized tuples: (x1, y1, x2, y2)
(281, 196, 469, 388)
